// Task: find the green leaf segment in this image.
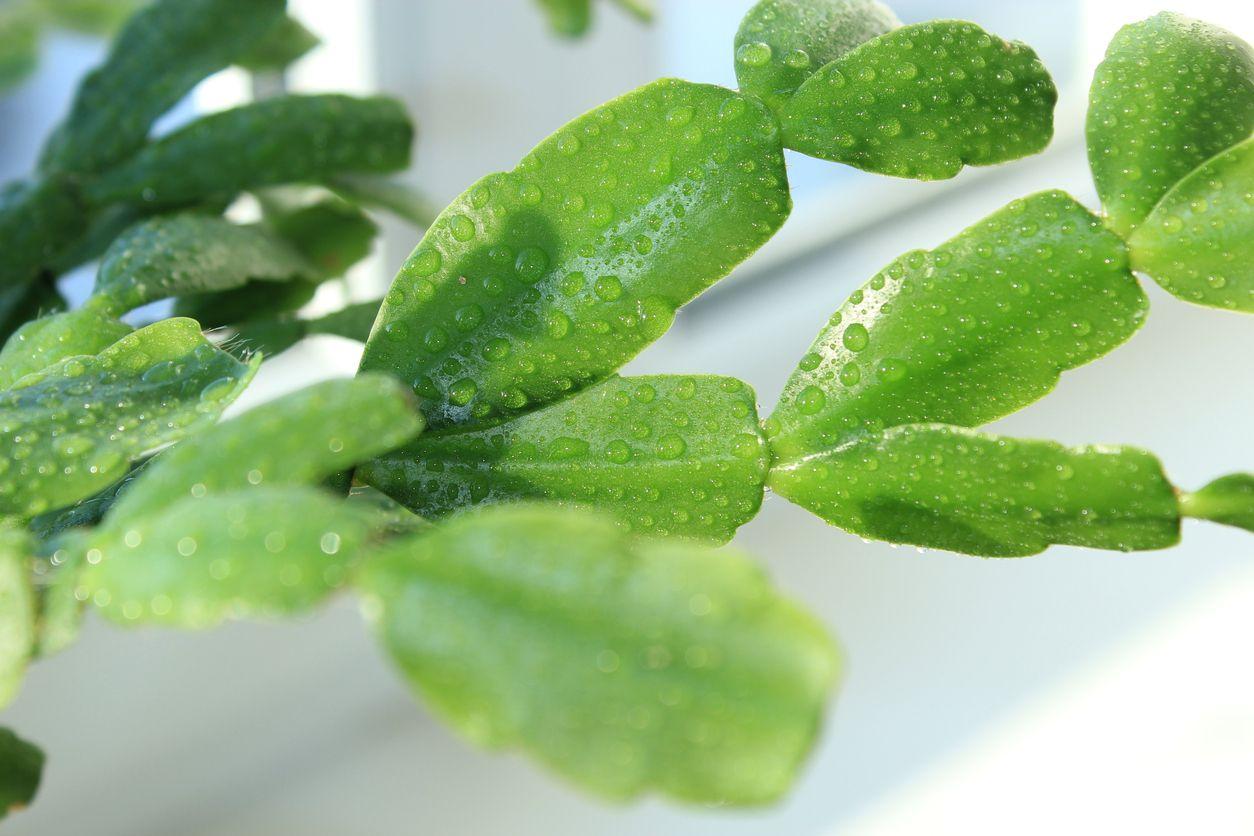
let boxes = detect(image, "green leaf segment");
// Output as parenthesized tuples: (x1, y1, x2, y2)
(3, 0, 1254, 819)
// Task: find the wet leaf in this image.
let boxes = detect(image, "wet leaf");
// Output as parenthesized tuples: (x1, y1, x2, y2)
(0, 318, 258, 518)
(358, 504, 837, 804)
(0, 728, 43, 821)
(85, 94, 413, 209)
(734, 0, 899, 116)
(1129, 136, 1254, 312)
(1087, 12, 1254, 237)
(93, 214, 317, 313)
(0, 308, 131, 389)
(770, 424, 1180, 556)
(80, 486, 375, 628)
(767, 191, 1147, 463)
(1182, 473, 1254, 533)
(0, 527, 34, 708)
(0, 276, 65, 347)
(361, 78, 790, 430)
(782, 20, 1056, 178)
(106, 375, 423, 524)
(39, 0, 286, 174)
(362, 374, 768, 543)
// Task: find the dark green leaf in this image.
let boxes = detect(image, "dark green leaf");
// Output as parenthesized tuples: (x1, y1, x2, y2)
(80, 486, 375, 627)
(361, 78, 790, 430)
(94, 214, 317, 313)
(0, 728, 43, 821)
(770, 424, 1180, 556)
(0, 527, 34, 707)
(362, 374, 767, 543)
(0, 318, 258, 518)
(1181, 473, 1254, 533)
(782, 20, 1057, 179)
(227, 298, 381, 358)
(0, 308, 131, 389)
(234, 14, 319, 72)
(105, 375, 423, 524)
(734, 0, 899, 115)
(0, 276, 65, 346)
(329, 175, 438, 228)
(766, 191, 1147, 463)
(39, 0, 285, 174)
(1129, 136, 1254, 312)
(1087, 12, 1254, 238)
(264, 195, 378, 277)
(0, 177, 87, 288)
(358, 504, 838, 804)
(84, 94, 413, 209)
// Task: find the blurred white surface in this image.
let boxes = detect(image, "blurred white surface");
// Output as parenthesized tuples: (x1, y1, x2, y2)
(3, 2, 1254, 835)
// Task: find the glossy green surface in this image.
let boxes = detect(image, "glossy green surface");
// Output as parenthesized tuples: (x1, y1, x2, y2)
(767, 190, 1146, 462)
(734, 0, 899, 116)
(0, 318, 258, 518)
(361, 78, 789, 429)
(81, 487, 374, 628)
(0, 308, 131, 389)
(361, 374, 768, 543)
(0, 527, 34, 708)
(771, 424, 1181, 556)
(358, 504, 837, 804)
(39, 0, 284, 174)
(106, 375, 423, 524)
(1182, 473, 1254, 533)
(782, 20, 1056, 178)
(85, 95, 413, 209)
(1129, 136, 1254, 312)
(0, 727, 42, 820)
(1087, 13, 1254, 238)
(93, 214, 316, 313)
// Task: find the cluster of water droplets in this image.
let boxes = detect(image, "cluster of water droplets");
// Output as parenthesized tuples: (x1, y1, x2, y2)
(363, 79, 790, 429)
(364, 374, 768, 541)
(781, 21, 1054, 178)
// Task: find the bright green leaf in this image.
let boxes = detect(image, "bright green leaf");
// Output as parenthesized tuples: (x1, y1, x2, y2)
(1181, 473, 1254, 533)
(782, 20, 1056, 178)
(227, 298, 381, 358)
(734, 0, 899, 115)
(766, 190, 1147, 463)
(39, 0, 286, 174)
(0, 728, 43, 821)
(93, 214, 317, 314)
(533, 0, 590, 37)
(0, 308, 131, 389)
(0, 318, 258, 518)
(84, 94, 413, 209)
(234, 14, 319, 72)
(38, 0, 144, 35)
(770, 424, 1180, 557)
(1129, 136, 1254, 312)
(1087, 12, 1254, 238)
(105, 375, 423, 524)
(0, 3, 40, 94)
(362, 375, 767, 543)
(32, 547, 84, 658)
(0, 527, 34, 708)
(361, 78, 790, 430)
(80, 486, 375, 628)
(358, 504, 838, 804)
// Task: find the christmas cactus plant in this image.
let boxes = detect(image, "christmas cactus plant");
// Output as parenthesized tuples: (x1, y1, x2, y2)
(1, 0, 1251, 819)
